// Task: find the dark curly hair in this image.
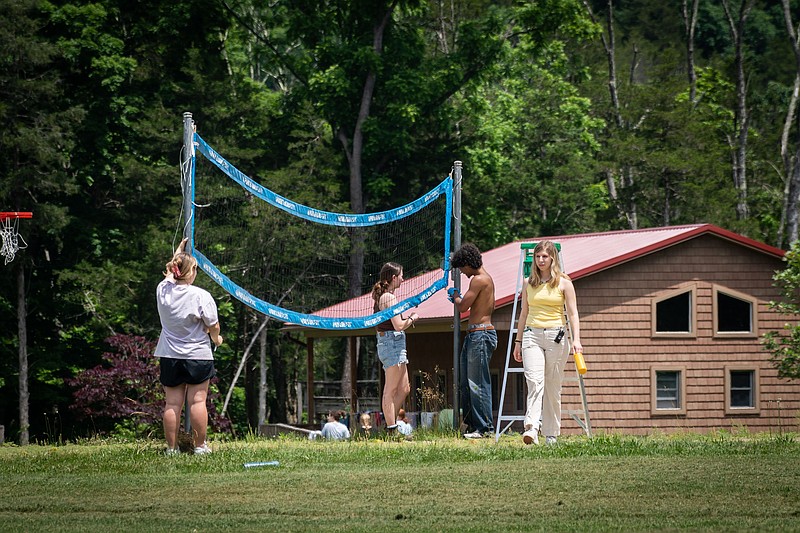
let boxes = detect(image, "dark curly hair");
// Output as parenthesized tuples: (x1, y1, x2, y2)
(452, 243, 482, 270)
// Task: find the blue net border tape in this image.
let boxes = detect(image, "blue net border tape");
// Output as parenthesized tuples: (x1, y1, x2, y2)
(195, 133, 452, 227)
(195, 250, 448, 330)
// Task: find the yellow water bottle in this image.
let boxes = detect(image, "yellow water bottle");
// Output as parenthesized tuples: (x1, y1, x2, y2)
(574, 352, 587, 374)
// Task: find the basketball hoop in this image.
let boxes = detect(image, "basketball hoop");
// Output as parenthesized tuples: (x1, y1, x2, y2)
(0, 212, 32, 265)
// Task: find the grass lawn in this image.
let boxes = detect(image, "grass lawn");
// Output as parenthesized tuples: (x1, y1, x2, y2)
(1, 432, 799, 532)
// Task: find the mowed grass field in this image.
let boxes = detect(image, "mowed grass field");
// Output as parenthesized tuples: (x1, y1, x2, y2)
(1, 432, 799, 532)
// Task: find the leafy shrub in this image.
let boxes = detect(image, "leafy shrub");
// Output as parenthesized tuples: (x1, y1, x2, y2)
(68, 334, 230, 435)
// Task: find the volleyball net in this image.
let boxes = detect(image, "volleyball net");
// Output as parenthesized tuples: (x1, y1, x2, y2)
(186, 131, 452, 330)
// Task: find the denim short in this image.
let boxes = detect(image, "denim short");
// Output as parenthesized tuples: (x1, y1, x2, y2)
(159, 357, 216, 387)
(376, 330, 408, 370)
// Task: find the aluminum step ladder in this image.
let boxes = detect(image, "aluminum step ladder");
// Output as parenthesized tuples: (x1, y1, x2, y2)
(494, 242, 592, 442)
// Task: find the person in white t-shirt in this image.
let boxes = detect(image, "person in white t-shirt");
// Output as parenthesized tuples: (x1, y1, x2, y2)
(155, 238, 223, 455)
(396, 408, 413, 436)
(320, 410, 351, 440)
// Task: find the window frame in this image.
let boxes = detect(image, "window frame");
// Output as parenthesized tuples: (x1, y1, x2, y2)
(650, 366, 687, 416)
(724, 366, 760, 415)
(712, 285, 758, 339)
(651, 284, 697, 339)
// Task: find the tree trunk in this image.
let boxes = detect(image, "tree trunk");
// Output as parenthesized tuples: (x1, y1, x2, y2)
(245, 346, 257, 430)
(609, 0, 637, 230)
(585, 0, 640, 229)
(605, 1, 622, 128)
(337, 3, 396, 397)
(268, 339, 288, 424)
(623, 167, 638, 230)
(681, 0, 700, 105)
(788, 148, 800, 245)
(663, 174, 672, 226)
(781, 0, 800, 245)
(629, 43, 640, 85)
(258, 324, 267, 424)
(778, 75, 799, 248)
(17, 263, 29, 445)
(584, 0, 623, 129)
(605, 168, 618, 202)
(722, 0, 753, 221)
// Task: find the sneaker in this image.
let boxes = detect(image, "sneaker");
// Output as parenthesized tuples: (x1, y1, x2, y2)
(164, 448, 180, 457)
(382, 426, 404, 441)
(545, 436, 558, 446)
(522, 429, 539, 445)
(193, 443, 212, 455)
(463, 431, 484, 439)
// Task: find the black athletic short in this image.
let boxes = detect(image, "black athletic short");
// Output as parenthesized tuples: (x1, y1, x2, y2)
(159, 358, 216, 387)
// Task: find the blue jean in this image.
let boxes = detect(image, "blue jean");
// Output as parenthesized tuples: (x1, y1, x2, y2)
(376, 331, 408, 370)
(459, 329, 497, 433)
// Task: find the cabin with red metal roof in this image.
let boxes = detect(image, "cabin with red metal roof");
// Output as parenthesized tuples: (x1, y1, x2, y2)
(295, 224, 799, 435)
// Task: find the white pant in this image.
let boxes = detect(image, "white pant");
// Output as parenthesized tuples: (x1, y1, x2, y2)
(521, 327, 569, 436)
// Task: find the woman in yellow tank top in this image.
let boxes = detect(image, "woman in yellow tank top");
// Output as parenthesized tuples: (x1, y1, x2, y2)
(512, 241, 583, 446)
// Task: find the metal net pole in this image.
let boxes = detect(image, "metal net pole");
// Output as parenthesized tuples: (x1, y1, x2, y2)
(452, 161, 462, 431)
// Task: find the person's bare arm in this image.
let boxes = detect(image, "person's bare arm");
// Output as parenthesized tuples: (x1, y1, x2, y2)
(174, 237, 188, 257)
(164, 238, 189, 281)
(383, 293, 418, 331)
(207, 322, 223, 347)
(513, 283, 529, 362)
(562, 279, 582, 354)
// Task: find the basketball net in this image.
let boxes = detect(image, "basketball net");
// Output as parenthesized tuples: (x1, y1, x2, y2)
(1, 213, 30, 265)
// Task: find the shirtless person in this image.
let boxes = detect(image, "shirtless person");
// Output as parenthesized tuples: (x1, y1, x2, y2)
(448, 243, 497, 439)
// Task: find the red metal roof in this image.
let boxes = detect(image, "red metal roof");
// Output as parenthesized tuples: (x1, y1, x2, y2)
(309, 224, 785, 324)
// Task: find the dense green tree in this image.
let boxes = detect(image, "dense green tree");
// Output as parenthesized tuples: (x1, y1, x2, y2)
(2, 0, 799, 441)
(462, 38, 605, 247)
(0, 0, 271, 441)
(577, 0, 793, 244)
(764, 242, 800, 380)
(0, 0, 84, 444)
(220, 0, 507, 396)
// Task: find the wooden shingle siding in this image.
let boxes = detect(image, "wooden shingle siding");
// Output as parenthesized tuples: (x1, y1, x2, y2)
(561, 235, 797, 435)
